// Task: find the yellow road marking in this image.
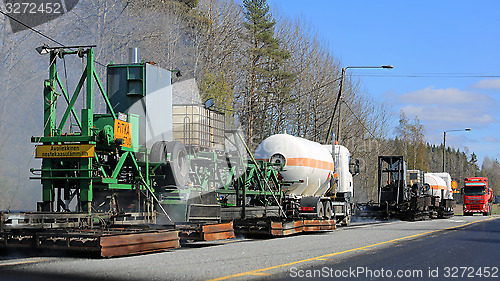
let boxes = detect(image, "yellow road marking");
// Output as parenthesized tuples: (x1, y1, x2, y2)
(208, 217, 497, 281)
(0, 259, 51, 267)
(248, 273, 271, 276)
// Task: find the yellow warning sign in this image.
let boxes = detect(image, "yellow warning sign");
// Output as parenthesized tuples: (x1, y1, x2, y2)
(451, 180, 458, 190)
(35, 144, 95, 158)
(114, 119, 132, 148)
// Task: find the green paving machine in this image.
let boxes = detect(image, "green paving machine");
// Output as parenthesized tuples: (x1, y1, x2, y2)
(1, 45, 188, 256)
(30, 46, 171, 221)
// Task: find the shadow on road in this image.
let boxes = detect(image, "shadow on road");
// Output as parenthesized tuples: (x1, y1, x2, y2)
(0, 269, 127, 281)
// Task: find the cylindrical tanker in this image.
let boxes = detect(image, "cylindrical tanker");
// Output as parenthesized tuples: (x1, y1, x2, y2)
(430, 172, 453, 199)
(425, 173, 450, 200)
(254, 134, 334, 197)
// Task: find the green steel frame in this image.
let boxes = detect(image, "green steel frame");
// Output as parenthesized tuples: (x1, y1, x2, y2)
(31, 46, 155, 214)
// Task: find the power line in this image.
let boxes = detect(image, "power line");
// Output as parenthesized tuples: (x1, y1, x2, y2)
(342, 100, 380, 141)
(352, 74, 500, 78)
(0, 9, 108, 67)
(0, 9, 65, 46)
(301, 77, 342, 95)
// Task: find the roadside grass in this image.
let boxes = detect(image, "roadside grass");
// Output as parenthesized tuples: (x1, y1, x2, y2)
(454, 203, 463, 216)
(492, 204, 500, 215)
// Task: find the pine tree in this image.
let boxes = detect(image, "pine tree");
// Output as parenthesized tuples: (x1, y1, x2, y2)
(470, 153, 480, 176)
(200, 71, 236, 127)
(241, 0, 294, 148)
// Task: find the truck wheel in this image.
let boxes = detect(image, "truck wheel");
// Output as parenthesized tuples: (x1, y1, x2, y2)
(484, 204, 492, 216)
(341, 214, 351, 226)
(316, 200, 324, 219)
(323, 202, 332, 219)
(340, 205, 351, 226)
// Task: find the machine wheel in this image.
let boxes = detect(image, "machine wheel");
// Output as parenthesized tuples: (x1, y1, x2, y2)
(323, 201, 332, 219)
(167, 141, 189, 187)
(151, 141, 189, 188)
(316, 200, 325, 219)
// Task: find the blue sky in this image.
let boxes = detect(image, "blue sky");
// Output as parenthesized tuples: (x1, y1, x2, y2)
(267, 0, 500, 165)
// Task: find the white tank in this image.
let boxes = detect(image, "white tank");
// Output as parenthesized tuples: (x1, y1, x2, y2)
(424, 173, 449, 200)
(254, 134, 334, 197)
(426, 172, 453, 200)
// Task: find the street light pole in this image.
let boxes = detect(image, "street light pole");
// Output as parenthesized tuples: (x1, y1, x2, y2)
(325, 65, 393, 145)
(443, 131, 447, 172)
(336, 67, 347, 144)
(442, 128, 471, 172)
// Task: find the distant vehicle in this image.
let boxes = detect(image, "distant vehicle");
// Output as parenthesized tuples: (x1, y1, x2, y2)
(355, 156, 454, 220)
(463, 177, 493, 216)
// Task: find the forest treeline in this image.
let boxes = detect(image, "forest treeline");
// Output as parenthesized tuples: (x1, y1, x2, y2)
(0, 0, 497, 208)
(382, 111, 499, 201)
(165, 0, 498, 200)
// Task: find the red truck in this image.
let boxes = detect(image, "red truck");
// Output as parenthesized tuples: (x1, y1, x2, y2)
(463, 177, 493, 216)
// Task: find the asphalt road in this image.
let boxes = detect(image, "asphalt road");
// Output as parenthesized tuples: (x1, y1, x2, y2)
(0, 216, 496, 281)
(269, 216, 500, 281)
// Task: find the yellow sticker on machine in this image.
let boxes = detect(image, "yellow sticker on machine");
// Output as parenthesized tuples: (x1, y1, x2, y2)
(114, 119, 132, 148)
(35, 144, 95, 158)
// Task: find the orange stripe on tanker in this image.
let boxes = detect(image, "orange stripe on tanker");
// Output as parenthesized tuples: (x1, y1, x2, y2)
(286, 158, 335, 171)
(256, 157, 334, 171)
(429, 184, 447, 190)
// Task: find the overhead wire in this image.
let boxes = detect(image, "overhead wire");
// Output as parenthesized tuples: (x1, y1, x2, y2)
(352, 74, 500, 78)
(0, 9, 65, 47)
(342, 99, 381, 142)
(300, 77, 342, 96)
(0, 9, 108, 67)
